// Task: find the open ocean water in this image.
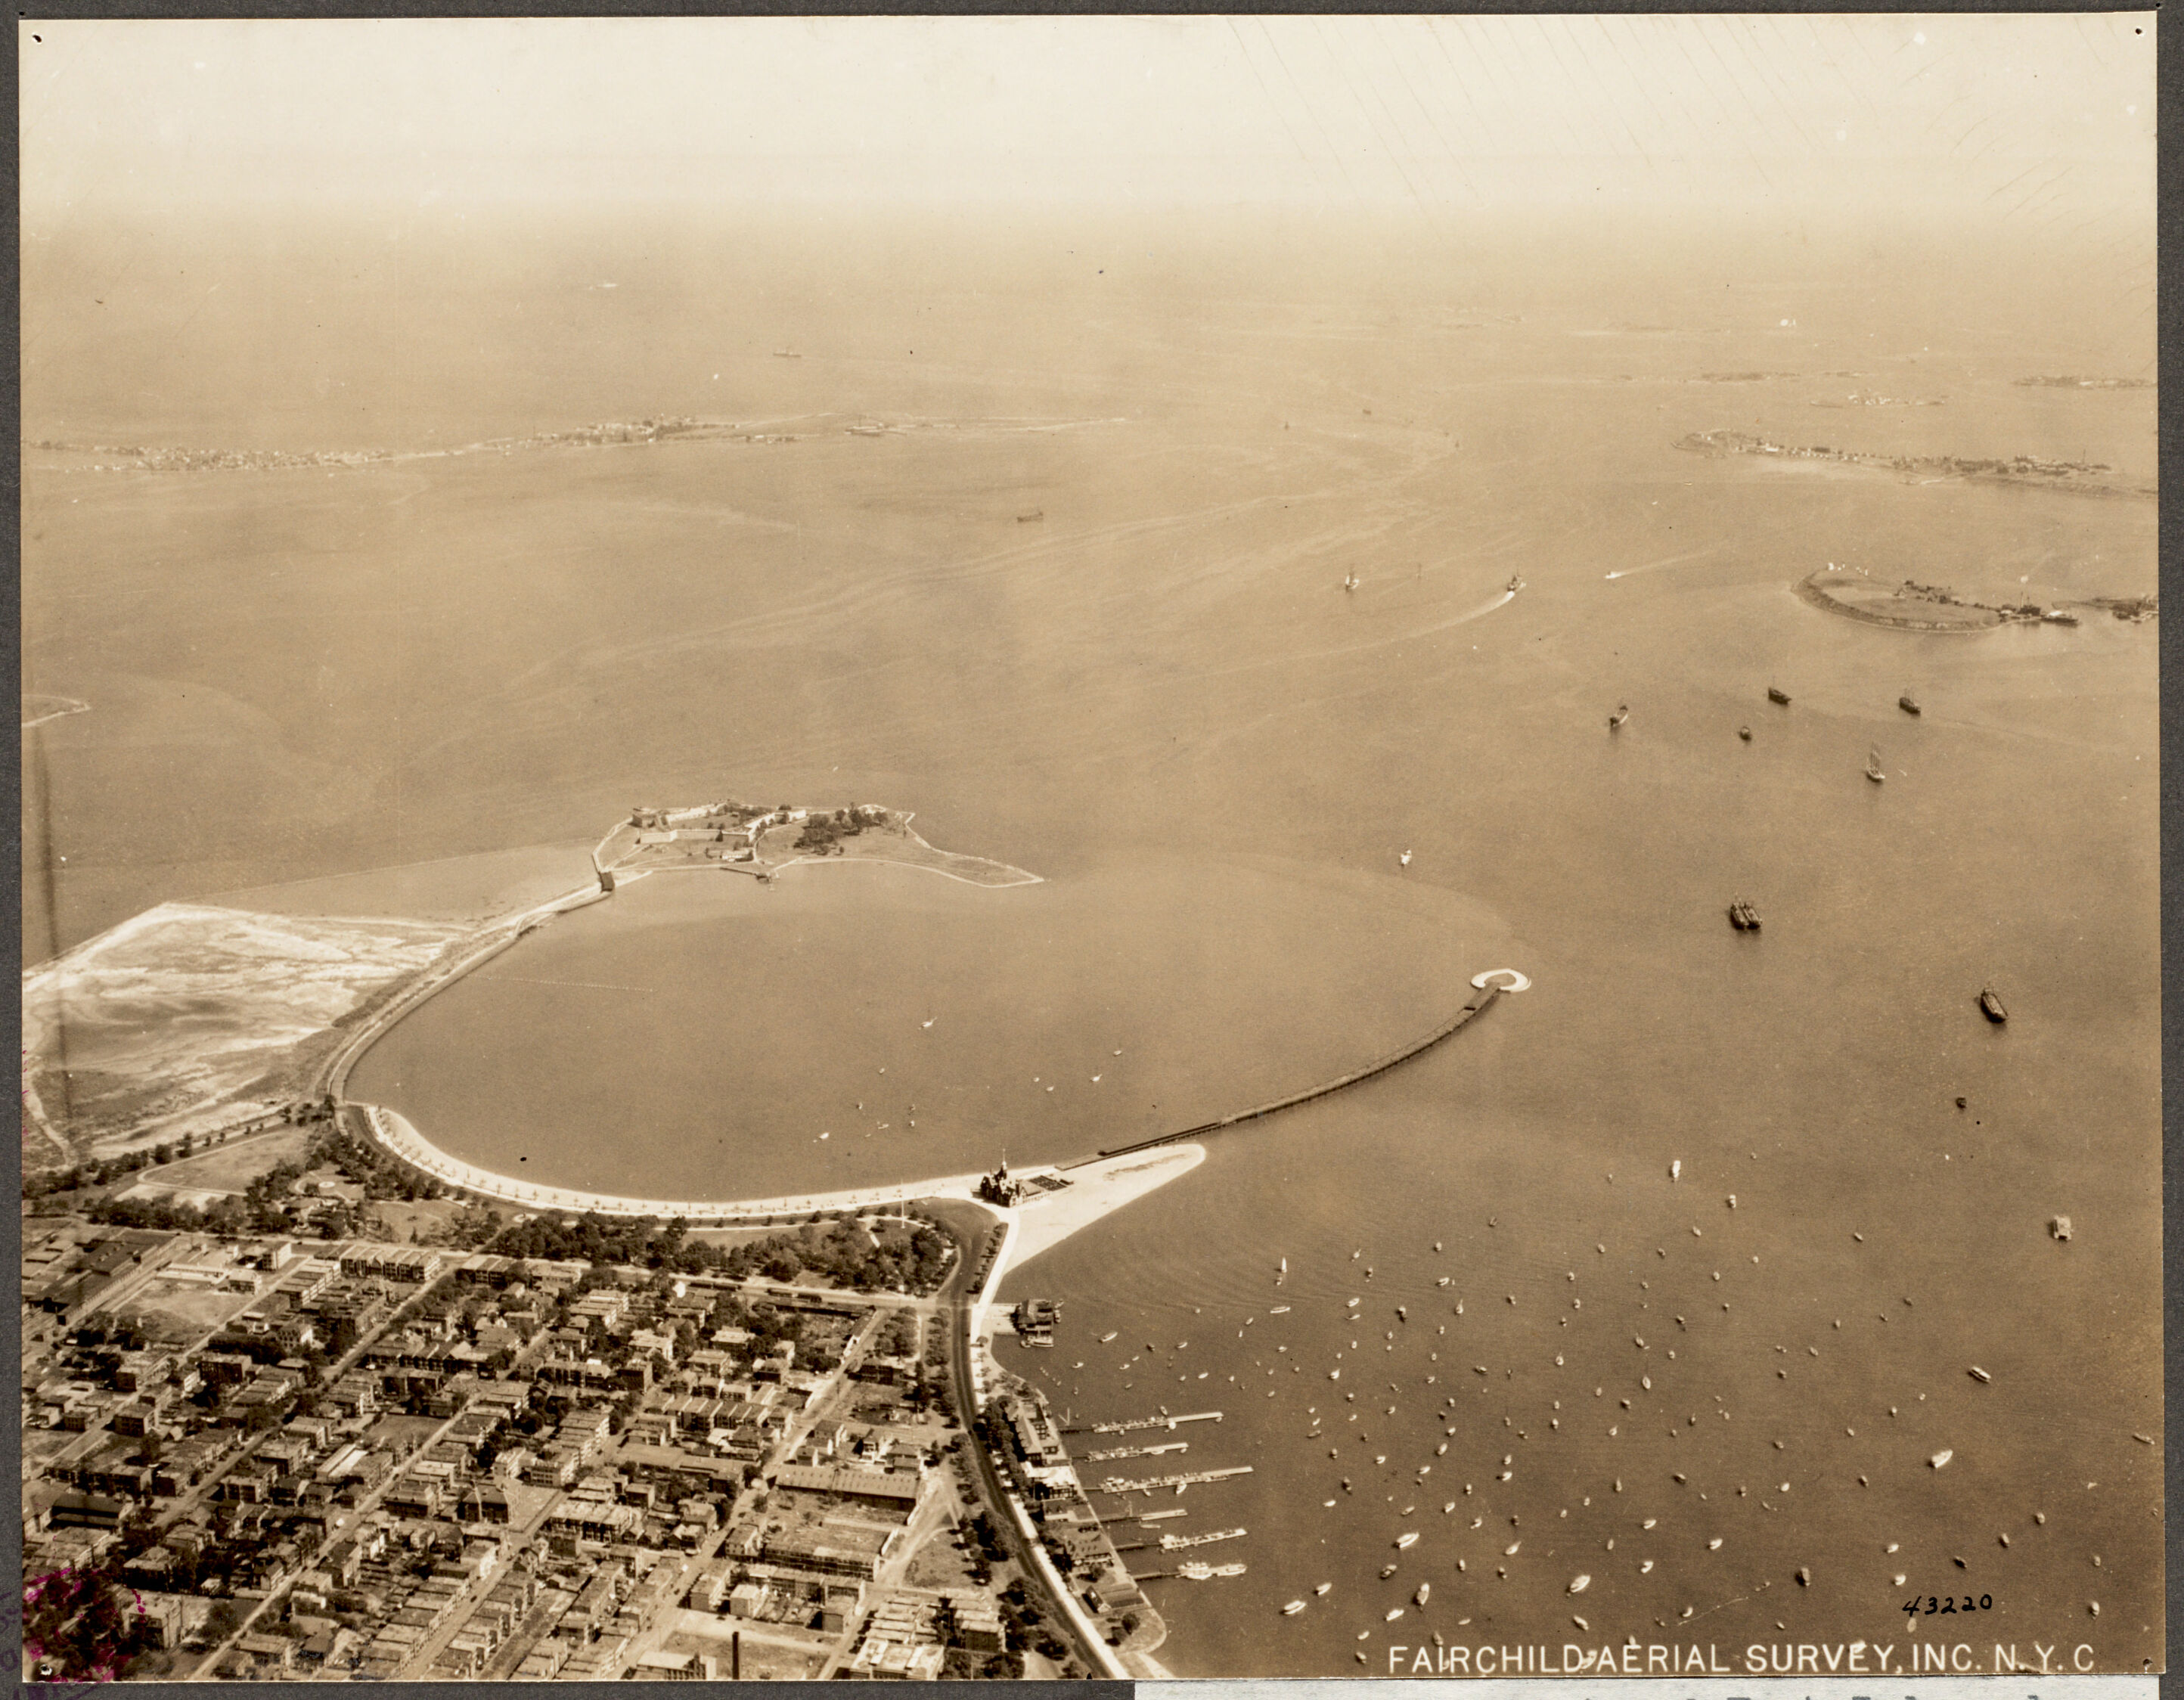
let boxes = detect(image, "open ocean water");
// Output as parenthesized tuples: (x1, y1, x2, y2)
(21, 209, 2158, 1674)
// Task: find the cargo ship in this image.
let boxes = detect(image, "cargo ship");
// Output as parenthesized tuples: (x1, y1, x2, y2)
(1900, 694, 1922, 715)
(1768, 686, 1792, 705)
(1979, 987, 2008, 1024)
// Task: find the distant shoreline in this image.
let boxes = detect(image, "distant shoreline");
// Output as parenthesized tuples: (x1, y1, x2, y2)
(20, 412, 1120, 477)
(1680, 428, 2155, 500)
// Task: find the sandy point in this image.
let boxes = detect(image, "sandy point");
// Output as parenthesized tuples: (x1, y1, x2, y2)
(1011, 1144, 1205, 1270)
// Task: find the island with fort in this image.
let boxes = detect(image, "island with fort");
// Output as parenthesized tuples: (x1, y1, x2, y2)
(1795, 567, 2157, 633)
(597, 799, 1040, 892)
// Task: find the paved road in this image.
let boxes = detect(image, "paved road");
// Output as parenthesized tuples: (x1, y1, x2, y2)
(942, 1219, 1103, 1675)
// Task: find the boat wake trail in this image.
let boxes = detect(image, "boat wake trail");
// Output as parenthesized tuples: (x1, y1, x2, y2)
(1470, 969, 1531, 993)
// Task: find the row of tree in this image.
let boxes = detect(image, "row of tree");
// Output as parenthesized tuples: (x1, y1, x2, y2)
(24, 1128, 215, 1201)
(482, 1211, 951, 1295)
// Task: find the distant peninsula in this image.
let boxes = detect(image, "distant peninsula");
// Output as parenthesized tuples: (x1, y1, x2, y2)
(596, 799, 1041, 890)
(1677, 428, 2155, 498)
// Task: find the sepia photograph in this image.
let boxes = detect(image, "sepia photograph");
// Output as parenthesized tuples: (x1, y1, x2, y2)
(17, 14, 2159, 1683)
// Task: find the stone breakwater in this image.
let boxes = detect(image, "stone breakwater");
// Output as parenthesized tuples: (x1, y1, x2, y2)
(1095, 971, 1521, 1158)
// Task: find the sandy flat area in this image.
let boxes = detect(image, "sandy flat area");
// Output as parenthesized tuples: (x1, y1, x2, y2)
(1002, 1146, 1206, 1273)
(22, 903, 465, 1165)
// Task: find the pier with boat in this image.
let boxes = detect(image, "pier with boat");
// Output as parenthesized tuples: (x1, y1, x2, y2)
(1066, 1409, 1224, 1436)
(1094, 1465, 1255, 1497)
(1082, 1441, 1189, 1462)
(1159, 1527, 1246, 1550)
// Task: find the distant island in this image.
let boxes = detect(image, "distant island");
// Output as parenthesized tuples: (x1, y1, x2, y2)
(2013, 375, 2154, 389)
(596, 799, 1041, 891)
(1809, 390, 1944, 409)
(1677, 428, 2155, 498)
(1797, 568, 2156, 633)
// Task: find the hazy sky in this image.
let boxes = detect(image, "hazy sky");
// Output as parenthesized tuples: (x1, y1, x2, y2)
(19, 14, 2155, 223)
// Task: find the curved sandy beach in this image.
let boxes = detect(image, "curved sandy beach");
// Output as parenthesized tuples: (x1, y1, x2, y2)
(359, 1101, 1202, 1270)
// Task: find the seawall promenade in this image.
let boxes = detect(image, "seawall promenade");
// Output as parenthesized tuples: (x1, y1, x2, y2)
(315, 879, 611, 1103)
(359, 1103, 997, 1224)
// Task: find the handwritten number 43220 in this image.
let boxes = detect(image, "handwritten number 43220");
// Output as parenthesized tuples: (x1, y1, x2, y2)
(1904, 1594, 1992, 1619)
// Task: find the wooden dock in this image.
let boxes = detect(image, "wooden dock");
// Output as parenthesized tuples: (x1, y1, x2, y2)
(1065, 1410, 1222, 1436)
(1094, 1465, 1255, 1495)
